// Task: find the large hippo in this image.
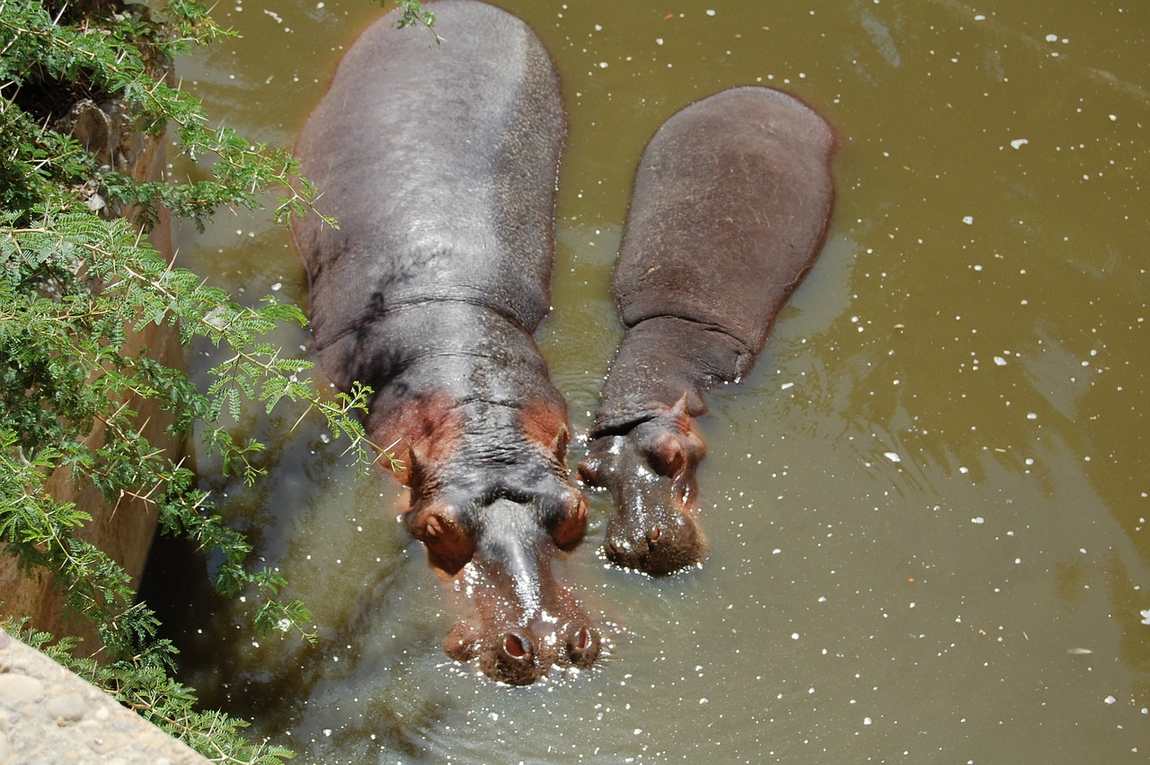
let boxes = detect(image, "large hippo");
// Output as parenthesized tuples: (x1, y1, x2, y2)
(579, 87, 836, 575)
(292, 1, 598, 684)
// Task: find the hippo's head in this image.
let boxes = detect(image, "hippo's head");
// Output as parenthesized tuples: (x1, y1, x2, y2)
(578, 397, 708, 575)
(402, 441, 600, 684)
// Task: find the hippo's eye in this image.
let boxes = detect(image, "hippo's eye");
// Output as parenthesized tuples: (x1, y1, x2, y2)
(648, 433, 686, 478)
(577, 456, 604, 485)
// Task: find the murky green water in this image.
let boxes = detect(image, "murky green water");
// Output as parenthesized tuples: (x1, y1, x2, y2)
(147, 0, 1150, 762)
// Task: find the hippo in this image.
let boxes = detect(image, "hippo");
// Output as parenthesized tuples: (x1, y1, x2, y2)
(292, 1, 598, 684)
(579, 87, 836, 575)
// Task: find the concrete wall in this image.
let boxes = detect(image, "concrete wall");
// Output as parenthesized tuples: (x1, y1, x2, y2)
(0, 628, 210, 764)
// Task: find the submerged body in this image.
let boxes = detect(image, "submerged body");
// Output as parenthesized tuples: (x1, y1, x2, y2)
(581, 87, 836, 575)
(293, 0, 597, 683)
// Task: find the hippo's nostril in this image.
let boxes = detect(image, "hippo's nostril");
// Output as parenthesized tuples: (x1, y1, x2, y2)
(482, 630, 540, 685)
(648, 526, 661, 543)
(565, 624, 601, 668)
(502, 632, 530, 661)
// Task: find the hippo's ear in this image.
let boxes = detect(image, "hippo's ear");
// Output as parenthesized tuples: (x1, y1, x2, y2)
(398, 443, 427, 489)
(405, 505, 475, 575)
(669, 393, 690, 418)
(550, 424, 570, 461)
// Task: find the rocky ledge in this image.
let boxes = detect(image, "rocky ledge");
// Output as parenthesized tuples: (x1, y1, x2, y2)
(0, 629, 208, 765)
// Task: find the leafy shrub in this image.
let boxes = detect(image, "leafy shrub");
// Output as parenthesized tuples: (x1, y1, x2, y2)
(0, 0, 426, 760)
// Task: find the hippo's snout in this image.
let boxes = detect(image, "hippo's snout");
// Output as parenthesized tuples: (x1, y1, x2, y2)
(445, 622, 545, 685)
(464, 622, 599, 684)
(444, 499, 602, 684)
(605, 511, 705, 576)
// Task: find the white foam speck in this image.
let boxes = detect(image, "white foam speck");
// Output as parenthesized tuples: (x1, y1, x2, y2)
(1044, 33, 1058, 42)
(962, 215, 974, 225)
(1010, 138, 1029, 150)
(971, 517, 985, 524)
(1104, 695, 1117, 705)
(884, 451, 902, 463)
(993, 356, 1007, 366)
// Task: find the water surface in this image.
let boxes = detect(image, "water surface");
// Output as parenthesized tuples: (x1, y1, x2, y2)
(147, 1, 1150, 762)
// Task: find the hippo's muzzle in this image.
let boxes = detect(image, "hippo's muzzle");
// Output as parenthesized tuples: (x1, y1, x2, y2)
(605, 509, 703, 576)
(433, 498, 601, 684)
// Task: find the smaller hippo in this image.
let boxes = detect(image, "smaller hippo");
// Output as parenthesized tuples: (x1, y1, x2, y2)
(580, 87, 836, 575)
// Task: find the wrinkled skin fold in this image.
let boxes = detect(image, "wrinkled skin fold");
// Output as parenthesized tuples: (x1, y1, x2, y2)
(582, 87, 837, 576)
(292, 0, 599, 683)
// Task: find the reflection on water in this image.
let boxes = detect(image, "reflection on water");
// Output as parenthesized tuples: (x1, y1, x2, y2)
(146, 0, 1150, 761)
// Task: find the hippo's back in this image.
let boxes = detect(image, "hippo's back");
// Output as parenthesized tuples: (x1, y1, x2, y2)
(293, 0, 565, 354)
(614, 87, 834, 354)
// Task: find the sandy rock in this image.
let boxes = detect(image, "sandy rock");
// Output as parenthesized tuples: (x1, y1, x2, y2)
(46, 692, 87, 725)
(0, 674, 45, 706)
(0, 629, 209, 763)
